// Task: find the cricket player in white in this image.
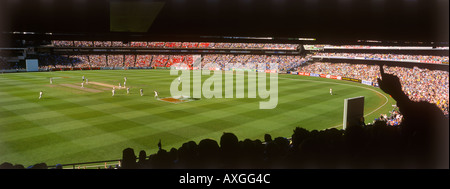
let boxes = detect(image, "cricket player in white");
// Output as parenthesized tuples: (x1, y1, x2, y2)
(154, 91, 158, 99)
(81, 82, 84, 88)
(50, 78, 53, 84)
(112, 88, 115, 96)
(39, 91, 43, 99)
(119, 83, 121, 89)
(127, 87, 130, 94)
(330, 88, 333, 95)
(140, 88, 143, 96)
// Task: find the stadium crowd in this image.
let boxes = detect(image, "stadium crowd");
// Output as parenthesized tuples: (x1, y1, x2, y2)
(200, 54, 308, 72)
(38, 54, 308, 72)
(136, 55, 152, 67)
(297, 63, 449, 116)
(107, 55, 124, 67)
(93, 41, 112, 47)
(74, 41, 93, 48)
(124, 55, 136, 67)
(298, 62, 380, 84)
(384, 66, 449, 115)
(150, 55, 168, 67)
(37, 54, 76, 69)
(51, 40, 300, 50)
(89, 55, 107, 67)
(69, 55, 89, 68)
(305, 44, 450, 50)
(313, 52, 449, 64)
(376, 107, 403, 126)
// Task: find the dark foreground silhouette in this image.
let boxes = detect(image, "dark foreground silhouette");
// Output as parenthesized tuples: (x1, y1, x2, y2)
(1, 65, 448, 169)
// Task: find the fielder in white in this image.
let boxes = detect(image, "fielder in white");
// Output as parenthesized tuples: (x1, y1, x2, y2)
(39, 91, 43, 99)
(112, 88, 115, 96)
(154, 90, 158, 99)
(330, 88, 333, 95)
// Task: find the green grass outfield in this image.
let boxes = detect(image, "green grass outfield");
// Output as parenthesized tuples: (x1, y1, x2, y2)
(0, 69, 395, 166)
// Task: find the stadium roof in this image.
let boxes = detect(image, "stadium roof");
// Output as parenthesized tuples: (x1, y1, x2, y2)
(0, 0, 448, 43)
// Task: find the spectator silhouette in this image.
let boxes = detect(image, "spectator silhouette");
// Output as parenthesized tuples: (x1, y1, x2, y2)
(377, 65, 449, 168)
(54, 164, 63, 169)
(27, 163, 48, 169)
(220, 132, 240, 168)
(240, 139, 265, 168)
(0, 162, 24, 169)
(150, 149, 172, 168)
(291, 127, 311, 150)
(343, 123, 369, 168)
(198, 139, 220, 168)
(296, 137, 322, 168)
(176, 141, 199, 168)
(266, 137, 290, 168)
(121, 148, 138, 169)
(138, 150, 147, 167)
(264, 133, 273, 143)
(168, 147, 178, 166)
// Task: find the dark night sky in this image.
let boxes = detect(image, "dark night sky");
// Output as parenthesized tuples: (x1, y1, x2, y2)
(0, 0, 448, 42)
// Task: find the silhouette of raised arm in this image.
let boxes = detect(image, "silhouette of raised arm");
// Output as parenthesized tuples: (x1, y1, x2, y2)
(377, 65, 409, 106)
(377, 64, 448, 168)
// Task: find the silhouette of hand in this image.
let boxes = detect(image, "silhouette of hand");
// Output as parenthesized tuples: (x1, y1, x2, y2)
(377, 65, 407, 102)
